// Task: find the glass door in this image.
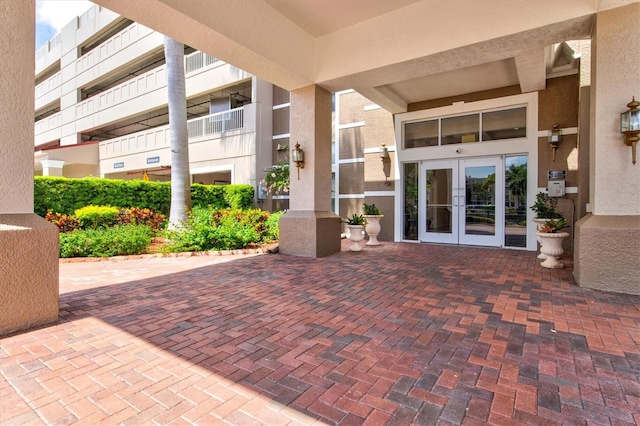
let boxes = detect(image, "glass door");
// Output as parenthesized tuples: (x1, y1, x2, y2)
(459, 157, 503, 246)
(420, 157, 504, 247)
(419, 160, 459, 244)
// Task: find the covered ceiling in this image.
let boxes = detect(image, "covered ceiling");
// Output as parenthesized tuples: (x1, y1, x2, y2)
(93, 0, 638, 113)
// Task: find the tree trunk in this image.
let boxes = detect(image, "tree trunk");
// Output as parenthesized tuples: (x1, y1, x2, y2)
(164, 36, 191, 229)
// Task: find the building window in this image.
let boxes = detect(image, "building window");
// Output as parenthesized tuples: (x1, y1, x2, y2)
(403, 163, 419, 240)
(404, 107, 526, 148)
(405, 119, 438, 148)
(482, 107, 526, 141)
(442, 114, 479, 145)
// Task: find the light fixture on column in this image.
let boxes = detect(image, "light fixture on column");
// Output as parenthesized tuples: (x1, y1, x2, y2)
(548, 124, 561, 161)
(380, 143, 391, 186)
(291, 142, 304, 179)
(621, 97, 640, 165)
(380, 143, 390, 161)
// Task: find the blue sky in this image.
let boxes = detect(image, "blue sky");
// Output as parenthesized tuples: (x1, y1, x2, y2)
(36, 0, 93, 49)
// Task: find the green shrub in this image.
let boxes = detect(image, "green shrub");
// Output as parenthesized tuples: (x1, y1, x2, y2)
(59, 225, 152, 258)
(164, 207, 282, 252)
(75, 205, 120, 229)
(34, 176, 254, 216)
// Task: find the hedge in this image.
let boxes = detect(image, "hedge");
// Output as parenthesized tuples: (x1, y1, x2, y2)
(34, 176, 254, 216)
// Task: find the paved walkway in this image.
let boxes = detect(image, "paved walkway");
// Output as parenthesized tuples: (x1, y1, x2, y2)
(2, 242, 639, 425)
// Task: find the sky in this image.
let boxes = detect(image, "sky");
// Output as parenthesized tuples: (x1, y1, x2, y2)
(36, 0, 93, 49)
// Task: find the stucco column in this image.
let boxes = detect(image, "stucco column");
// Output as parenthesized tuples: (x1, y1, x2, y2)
(574, 3, 640, 294)
(41, 159, 65, 177)
(0, 0, 59, 335)
(279, 85, 341, 257)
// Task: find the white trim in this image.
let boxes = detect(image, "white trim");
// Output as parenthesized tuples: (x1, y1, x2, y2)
(364, 104, 381, 111)
(272, 103, 290, 110)
(394, 92, 539, 250)
(537, 187, 578, 194)
(364, 191, 395, 197)
(338, 158, 365, 164)
(338, 121, 365, 130)
(272, 133, 290, 140)
(338, 194, 365, 199)
(336, 89, 355, 96)
(272, 195, 290, 200)
(364, 146, 395, 154)
(537, 127, 578, 138)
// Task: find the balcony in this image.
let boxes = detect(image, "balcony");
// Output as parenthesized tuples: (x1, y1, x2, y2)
(99, 105, 253, 161)
(35, 71, 62, 111)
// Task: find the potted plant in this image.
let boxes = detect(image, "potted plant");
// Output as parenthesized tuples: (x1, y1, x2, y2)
(536, 218, 569, 268)
(363, 203, 384, 246)
(530, 192, 563, 259)
(343, 214, 366, 251)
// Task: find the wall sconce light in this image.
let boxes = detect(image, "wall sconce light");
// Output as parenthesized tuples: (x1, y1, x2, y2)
(291, 142, 304, 179)
(380, 143, 390, 161)
(380, 143, 391, 186)
(548, 124, 561, 161)
(621, 97, 639, 165)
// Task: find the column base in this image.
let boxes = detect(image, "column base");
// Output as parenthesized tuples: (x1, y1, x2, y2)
(0, 214, 59, 335)
(279, 210, 341, 257)
(574, 215, 640, 295)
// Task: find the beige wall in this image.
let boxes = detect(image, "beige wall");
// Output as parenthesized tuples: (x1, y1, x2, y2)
(1, 1, 59, 335)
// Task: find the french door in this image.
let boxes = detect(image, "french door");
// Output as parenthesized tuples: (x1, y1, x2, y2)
(419, 157, 504, 246)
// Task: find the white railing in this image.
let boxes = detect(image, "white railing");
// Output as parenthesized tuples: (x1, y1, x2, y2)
(34, 112, 62, 136)
(75, 22, 152, 74)
(185, 51, 220, 74)
(35, 33, 62, 61)
(75, 64, 166, 119)
(100, 107, 246, 159)
(35, 71, 62, 98)
(187, 108, 244, 138)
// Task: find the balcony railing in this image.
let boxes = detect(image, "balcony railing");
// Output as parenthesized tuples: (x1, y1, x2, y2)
(185, 51, 220, 74)
(100, 107, 248, 159)
(187, 107, 244, 139)
(35, 71, 62, 99)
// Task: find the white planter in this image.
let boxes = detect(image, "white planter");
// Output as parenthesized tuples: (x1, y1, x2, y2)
(537, 231, 569, 268)
(346, 225, 365, 251)
(363, 215, 383, 246)
(532, 218, 549, 259)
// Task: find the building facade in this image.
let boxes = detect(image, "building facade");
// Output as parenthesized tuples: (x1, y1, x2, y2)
(34, 5, 273, 189)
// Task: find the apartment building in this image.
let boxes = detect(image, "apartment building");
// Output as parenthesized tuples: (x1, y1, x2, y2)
(34, 5, 273, 190)
(35, 5, 590, 254)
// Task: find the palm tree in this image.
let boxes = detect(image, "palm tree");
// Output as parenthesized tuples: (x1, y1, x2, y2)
(164, 36, 191, 229)
(506, 163, 527, 208)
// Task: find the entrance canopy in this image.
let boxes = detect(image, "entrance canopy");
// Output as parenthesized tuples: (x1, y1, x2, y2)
(93, 0, 632, 113)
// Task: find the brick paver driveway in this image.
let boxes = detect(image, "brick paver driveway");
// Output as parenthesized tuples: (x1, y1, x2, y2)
(2, 242, 639, 425)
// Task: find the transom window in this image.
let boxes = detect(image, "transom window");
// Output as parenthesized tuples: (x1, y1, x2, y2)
(404, 107, 526, 149)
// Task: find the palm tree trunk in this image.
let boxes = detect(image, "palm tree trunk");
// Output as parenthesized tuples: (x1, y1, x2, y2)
(164, 36, 191, 229)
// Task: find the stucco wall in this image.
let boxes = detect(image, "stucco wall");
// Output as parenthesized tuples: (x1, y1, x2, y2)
(574, 215, 640, 294)
(0, 214, 59, 335)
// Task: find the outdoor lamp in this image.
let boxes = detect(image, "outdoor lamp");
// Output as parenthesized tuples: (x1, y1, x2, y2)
(548, 124, 561, 161)
(291, 142, 304, 179)
(621, 97, 640, 165)
(380, 143, 390, 161)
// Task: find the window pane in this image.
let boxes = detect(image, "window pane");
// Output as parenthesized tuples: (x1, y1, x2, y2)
(426, 169, 453, 233)
(442, 114, 479, 145)
(465, 166, 495, 236)
(404, 120, 438, 148)
(403, 163, 418, 240)
(504, 155, 527, 248)
(482, 107, 526, 141)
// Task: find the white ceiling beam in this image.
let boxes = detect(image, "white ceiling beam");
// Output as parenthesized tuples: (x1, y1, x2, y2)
(94, 0, 316, 91)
